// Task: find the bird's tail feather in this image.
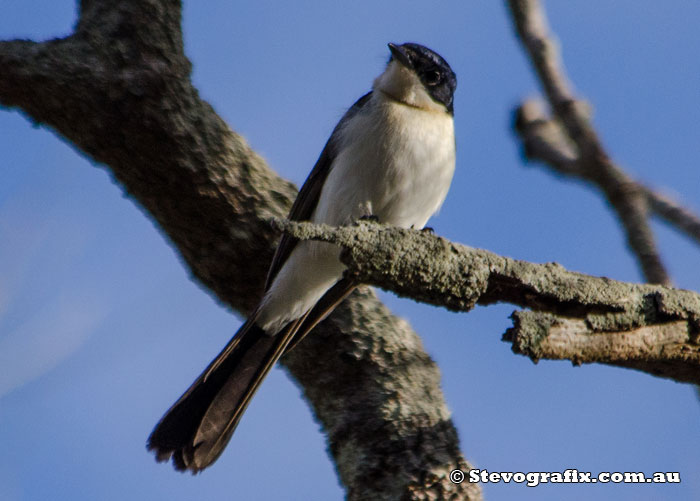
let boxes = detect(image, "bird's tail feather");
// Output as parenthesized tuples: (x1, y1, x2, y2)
(147, 317, 304, 473)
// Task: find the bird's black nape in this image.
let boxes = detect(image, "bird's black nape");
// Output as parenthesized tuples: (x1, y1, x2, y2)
(388, 42, 457, 114)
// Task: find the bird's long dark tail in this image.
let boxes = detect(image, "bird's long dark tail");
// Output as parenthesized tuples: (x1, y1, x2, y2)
(148, 279, 357, 473)
(147, 317, 303, 473)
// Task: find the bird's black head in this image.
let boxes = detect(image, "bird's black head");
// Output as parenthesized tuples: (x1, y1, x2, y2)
(388, 42, 457, 114)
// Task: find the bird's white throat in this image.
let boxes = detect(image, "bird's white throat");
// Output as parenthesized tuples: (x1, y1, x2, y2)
(373, 60, 446, 113)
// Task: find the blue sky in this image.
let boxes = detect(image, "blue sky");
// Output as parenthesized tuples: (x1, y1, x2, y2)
(1, 2, 699, 500)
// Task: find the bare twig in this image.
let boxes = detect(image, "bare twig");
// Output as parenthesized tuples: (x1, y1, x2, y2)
(647, 191, 700, 246)
(507, 0, 672, 285)
(276, 219, 700, 383)
(515, 99, 700, 247)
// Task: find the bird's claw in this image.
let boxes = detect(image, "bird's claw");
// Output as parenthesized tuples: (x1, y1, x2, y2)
(359, 214, 380, 223)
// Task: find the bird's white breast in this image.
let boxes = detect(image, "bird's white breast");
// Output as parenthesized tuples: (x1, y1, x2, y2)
(317, 92, 455, 229)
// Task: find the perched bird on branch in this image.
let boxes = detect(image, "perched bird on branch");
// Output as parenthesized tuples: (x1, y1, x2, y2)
(148, 42, 457, 473)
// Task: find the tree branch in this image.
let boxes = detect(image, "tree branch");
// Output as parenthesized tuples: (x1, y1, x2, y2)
(505, 313, 699, 383)
(0, 2, 478, 499)
(515, 99, 700, 247)
(507, 0, 673, 285)
(646, 190, 700, 247)
(276, 219, 700, 384)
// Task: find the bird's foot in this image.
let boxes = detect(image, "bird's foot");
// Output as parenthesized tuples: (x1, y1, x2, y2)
(359, 214, 380, 223)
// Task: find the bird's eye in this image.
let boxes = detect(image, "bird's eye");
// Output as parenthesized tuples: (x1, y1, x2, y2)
(424, 70, 441, 86)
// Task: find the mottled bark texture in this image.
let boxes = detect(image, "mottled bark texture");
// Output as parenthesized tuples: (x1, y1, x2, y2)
(0, 1, 479, 499)
(276, 219, 700, 384)
(507, 0, 700, 286)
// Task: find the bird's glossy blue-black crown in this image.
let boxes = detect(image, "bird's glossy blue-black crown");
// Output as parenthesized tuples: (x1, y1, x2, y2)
(389, 42, 457, 114)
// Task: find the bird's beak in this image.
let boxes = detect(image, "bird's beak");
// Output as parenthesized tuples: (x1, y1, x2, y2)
(388, 43, 411, 68)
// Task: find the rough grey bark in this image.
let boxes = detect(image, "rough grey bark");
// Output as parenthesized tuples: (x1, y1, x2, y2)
(0, 1, 478, 499)
(276, 219, 700, 384)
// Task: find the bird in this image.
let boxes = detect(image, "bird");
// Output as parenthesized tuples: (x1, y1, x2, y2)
(148, 42, 457, 473)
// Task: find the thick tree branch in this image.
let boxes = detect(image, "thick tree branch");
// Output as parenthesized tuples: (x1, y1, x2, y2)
(276, 219, 700, 384)
(0, 2, 478, 499)
(507, 0, 673, 285)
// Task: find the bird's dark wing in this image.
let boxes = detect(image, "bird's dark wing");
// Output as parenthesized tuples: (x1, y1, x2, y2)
(264, 91, 373, 290)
